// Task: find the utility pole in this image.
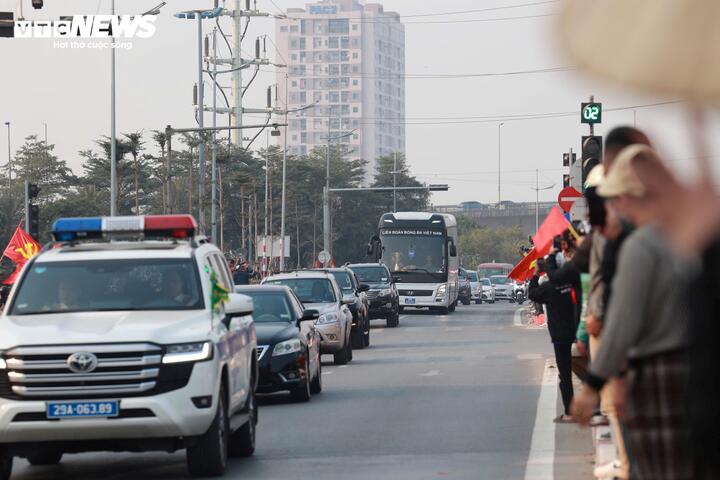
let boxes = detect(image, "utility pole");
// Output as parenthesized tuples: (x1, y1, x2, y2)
(211, 28, 218, 243)
(497, 122, 504, 204)
(393, 151, 397, 212)
(323, 130, 331, 258)
(196, 15, 206, 234)
(535, 169, 539, 232)
(110, 0, 117, 216)
(42, 122, 47, 144)
(231, 0, 243, 146)
(279, 73, 288, 271)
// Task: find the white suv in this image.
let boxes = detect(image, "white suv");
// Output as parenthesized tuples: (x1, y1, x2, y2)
(0, 215, 258, 479)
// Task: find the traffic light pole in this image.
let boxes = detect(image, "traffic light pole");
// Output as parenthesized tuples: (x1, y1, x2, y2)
(24, 180, 29, 234)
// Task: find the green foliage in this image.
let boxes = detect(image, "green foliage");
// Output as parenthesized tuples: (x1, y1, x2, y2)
(0, 130, 430, 275)
(458, 223, 527, 268)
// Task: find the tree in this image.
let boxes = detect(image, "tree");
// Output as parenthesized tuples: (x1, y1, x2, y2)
(371, 152, 429, 213)
(458, 224, 527, 268)
(123, 131, 145, 214)
(12, 135, 75, 202)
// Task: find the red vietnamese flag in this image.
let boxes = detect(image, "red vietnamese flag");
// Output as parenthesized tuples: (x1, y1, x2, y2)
(508, 247, 540, 282)
(2, 224, 41, 285)
(532, 206, 571, 256)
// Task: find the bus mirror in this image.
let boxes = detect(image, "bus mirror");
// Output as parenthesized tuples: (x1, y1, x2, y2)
(449, 244, 458, 257)
(366, 243, 373, 256)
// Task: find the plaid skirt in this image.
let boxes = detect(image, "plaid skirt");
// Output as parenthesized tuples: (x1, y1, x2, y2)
(625, 350, 694, 480)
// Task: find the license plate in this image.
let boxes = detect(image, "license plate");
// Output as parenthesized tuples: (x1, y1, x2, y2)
(404, 297, 416, 305)
(47, 400, 119, 419)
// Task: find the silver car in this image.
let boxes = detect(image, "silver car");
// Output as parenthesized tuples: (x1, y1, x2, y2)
(490, 275, 513, 302)
(480, 277, 496, 304)
(263, 272, 354, 365)
(467, 270, 482, 304)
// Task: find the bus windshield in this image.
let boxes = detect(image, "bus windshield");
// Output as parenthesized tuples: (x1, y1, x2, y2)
(380, 235, 446, 273)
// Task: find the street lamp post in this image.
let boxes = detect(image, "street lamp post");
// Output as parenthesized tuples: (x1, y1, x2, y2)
(42, 122, 47, 144)
(279, 74, 288, 271)
(322, 129, 355, 260)
(497, 122, 504, 204)
(110, 0, 117, 216)
(4, 121, 10, 184)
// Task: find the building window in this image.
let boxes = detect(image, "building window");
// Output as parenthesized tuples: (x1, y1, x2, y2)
(280, 26, 288, 32)
(352, 24, 358, 31)
(352, 52, 358, 59)
(328, 19, 349, 34)
(352, 79, 359, 86)
(291, 53, 297, 61)
(291, 80, 298, 87)
(328, 36, 339, 48)
(290, 25, 298, 32)
(353, 106, 359, 113)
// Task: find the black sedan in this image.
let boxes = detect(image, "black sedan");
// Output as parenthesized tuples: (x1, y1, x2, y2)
(347, 263, 400, 328)
(235, 285, 322, 402)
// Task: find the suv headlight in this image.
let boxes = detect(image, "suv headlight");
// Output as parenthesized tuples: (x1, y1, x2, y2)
(316, 312, 339, 325)
(379, 288, 392, 297)
(162, 341, 213, 364)
(272, 339, 302, 357)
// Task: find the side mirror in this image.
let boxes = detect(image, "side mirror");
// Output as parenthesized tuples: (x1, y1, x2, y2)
(449, 243, 457, 257)
(301, 309, 320, 321)
(357, 283, 370, 293)
(223, 293, 253, 327)
(366, 243, 373, 256)
(392, 275, 401, 283)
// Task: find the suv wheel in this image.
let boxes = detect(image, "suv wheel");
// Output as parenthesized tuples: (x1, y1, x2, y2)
(27, 451, 63, 466)
(347, 333, 353, 361)
(0, 455, 11, 480)
(363, 315, 370, 347)
(448, 301, 456, 313)
(310, 354, 322, 394)
(386, 310, 399, 328)
(333, 339, 350, 365)
(229, 382, 257, 458)
(187, 385, 228, 477)
(290, 354, 312, 402)
(351, 324, 364, 350)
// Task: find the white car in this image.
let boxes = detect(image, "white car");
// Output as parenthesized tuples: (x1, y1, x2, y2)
(263, 271, 353, 365)
(480, 277, 496, 304)
(0, 215, 258, 479)
(467, 270, 482, 304)
(490, 275, 514, 302)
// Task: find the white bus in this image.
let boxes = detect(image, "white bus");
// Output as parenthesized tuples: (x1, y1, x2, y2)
(370, 212, 459, 314)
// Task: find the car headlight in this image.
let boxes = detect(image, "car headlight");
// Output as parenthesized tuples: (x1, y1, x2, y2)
(0, 358, 5, 369)
(272, 339, 303, 357)
(437, 285, 447, 294)
(379, 288, 392, 297)
(316, 312, 339, 325)
(162, 341, 213, 364)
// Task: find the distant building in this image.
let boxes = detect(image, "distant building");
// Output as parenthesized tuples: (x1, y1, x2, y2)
(275, 0, 405, 182)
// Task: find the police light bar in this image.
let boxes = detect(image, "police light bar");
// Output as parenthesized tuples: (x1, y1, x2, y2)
(52, 215, 197, 242)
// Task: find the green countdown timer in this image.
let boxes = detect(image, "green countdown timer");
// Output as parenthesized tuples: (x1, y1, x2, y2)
(581, 102, 602, 124)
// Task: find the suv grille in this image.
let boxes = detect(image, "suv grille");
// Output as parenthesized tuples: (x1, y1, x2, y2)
(257, 345, 269, 361)
(366, 291, 379, 299)
(1, 343, 193, 400)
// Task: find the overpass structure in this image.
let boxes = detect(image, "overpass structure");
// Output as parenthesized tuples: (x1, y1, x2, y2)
(431, 201, 557, 236)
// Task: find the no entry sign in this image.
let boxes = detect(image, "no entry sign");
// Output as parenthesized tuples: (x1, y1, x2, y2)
(558, 186, 582, 213)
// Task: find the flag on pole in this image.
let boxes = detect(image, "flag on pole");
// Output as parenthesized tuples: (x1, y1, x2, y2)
(508, 247, 540, 282)
(532, 206, 572, 256)
(2, 224, 41, 285)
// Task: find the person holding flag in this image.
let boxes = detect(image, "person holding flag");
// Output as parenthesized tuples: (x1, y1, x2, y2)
(1, 223, 41, 285)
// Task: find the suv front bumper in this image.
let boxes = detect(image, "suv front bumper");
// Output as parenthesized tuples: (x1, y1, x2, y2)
(0, 360, 220, 443)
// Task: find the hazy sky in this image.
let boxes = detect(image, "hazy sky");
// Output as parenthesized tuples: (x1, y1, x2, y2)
(2, 0, 719, 206)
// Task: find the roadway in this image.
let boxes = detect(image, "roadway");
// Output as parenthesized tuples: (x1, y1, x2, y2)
(12, 302, 592, 479)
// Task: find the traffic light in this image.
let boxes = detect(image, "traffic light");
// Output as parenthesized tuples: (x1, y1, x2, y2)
(28, 183, 40, 200)
(581, 136, 602, 190)
(563, 174, 570, 188)
(25, 182, 41, 240)
(28, 204, 40, 240)
(31, 0, 43, 9)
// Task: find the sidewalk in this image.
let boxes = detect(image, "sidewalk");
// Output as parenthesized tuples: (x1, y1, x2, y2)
(516, 306, 597, 479)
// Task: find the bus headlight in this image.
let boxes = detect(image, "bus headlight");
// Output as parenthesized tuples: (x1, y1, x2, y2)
(435, 284, 447, 300)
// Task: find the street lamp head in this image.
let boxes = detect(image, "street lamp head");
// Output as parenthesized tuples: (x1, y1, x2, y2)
(4, 122, 9, 126)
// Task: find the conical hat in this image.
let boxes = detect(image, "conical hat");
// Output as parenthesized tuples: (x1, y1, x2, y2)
(558, 0, 720, 103)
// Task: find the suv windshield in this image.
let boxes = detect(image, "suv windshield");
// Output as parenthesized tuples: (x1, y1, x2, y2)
(266, 278, 336, 303)
(240, 291, 293, 323)
(10, 259, 203, 314)
(490, 276, 510, 285)
(467, 271, 478, 282)
(330, 271, 353, 292)
(351, 267, 389, 284)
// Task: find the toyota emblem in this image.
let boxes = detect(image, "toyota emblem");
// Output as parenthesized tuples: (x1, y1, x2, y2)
(407, 291, 414, 296)
(67, 352, 98, 373)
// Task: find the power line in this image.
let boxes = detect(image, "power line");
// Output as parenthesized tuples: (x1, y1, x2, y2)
(391, 1, 558, 19)
(260, 66, 575, 79)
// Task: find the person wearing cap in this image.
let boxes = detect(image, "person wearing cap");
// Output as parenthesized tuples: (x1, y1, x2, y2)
(584, 126, 652, 480)
(571, 144, 696, 480)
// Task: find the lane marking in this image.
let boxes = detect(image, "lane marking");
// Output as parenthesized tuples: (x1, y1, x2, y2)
(524, 358, 557, 480)
(419, 369, 440, 377)
(338, 365, 348, 368)
(323, 371, 333, 375)
(374, 329, 385, 333)
(517, 353, 544, 360)
(444, 327, 464, 332)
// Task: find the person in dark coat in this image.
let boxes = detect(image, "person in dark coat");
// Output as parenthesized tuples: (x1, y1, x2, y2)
(232, 261, 256, 285)
(528, 252, 579, 422)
